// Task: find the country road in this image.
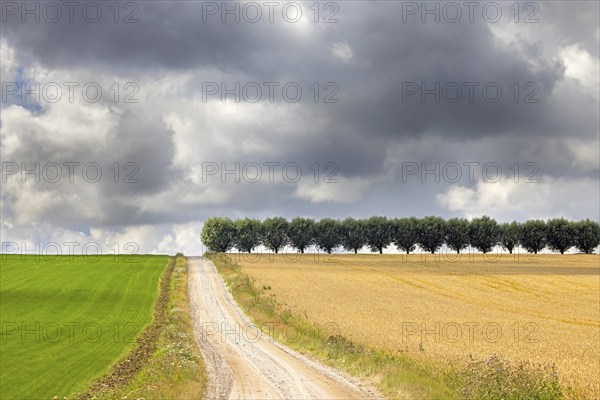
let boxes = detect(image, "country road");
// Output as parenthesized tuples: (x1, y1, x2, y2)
(188, 256, 381, 400)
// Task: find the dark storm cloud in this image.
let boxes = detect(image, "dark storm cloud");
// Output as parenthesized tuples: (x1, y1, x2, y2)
(1, 1, 311, 74)
(1, 0, 598, 249)
(308, 8, 567, 141)
(534, 1, 600, 57)
(2, 1, 592, 144)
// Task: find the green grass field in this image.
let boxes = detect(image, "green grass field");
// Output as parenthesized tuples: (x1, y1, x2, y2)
(0, 254, 168, 399)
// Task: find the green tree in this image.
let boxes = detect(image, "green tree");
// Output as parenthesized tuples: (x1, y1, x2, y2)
(469, 216, 501, 254)
(573, 219, 600, 254)
(234, 218, 262, 253)
(364, 216, 393, 254)
(445, 217, 470, 254)
(340, 217, 366, 254)
(500, 221, 520, 254)
(417, 216, 447, 254)
(288, 217, 315, 253)
(546, 218, 574, 254)
(391, 217, 419, 254)
(261, 217, 289, 253)
(314, 218, 341, 254)
(520, 219, 547, 254)
(200, 217, 236, 253)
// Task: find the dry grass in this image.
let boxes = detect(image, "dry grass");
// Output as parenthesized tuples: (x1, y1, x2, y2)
(230, 253, 600, 398)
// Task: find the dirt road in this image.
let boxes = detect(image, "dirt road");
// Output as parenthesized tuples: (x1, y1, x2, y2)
(188, 256, 381, 400)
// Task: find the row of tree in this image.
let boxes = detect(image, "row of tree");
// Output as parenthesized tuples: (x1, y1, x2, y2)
(201, 216, 600, 255)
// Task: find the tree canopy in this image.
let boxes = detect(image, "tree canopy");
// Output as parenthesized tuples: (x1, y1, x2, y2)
(200, 216, 600, 255)
(417, 216, 447, 254)
(469, 216, 501, 254)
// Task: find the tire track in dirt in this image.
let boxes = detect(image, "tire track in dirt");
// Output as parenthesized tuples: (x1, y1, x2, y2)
(188, 257, 382, 400)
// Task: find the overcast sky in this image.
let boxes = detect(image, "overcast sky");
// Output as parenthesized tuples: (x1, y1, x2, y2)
(1, 1, 598, 255)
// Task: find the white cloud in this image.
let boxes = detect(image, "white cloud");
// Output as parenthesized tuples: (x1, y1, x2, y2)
(329, 42, 354, 62)
(1, 221, 204, 256)
(2, 99, 119, 157)
(437, 177, 599, 221)
(0, 39, 18, 85)
(559, 45, 600, 99)
(566, 139, 600, 172)
(156, 222, 203, 255)
(2, 178, 62, 225)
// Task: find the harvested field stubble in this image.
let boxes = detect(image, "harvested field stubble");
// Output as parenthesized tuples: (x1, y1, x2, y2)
(230, 253, 600, 398)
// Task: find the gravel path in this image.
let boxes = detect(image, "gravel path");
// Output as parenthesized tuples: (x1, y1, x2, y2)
(188, 256, 382, 400)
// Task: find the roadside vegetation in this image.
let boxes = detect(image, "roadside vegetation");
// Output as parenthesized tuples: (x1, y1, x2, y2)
(208, 252, 574, 399)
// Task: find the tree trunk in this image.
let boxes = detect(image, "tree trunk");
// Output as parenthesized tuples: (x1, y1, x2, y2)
(431, 249, 435, 254)
(406, 249, 410, 254)
(560, 249, 564, 254)
(327, 249, 332, 254)
(275, 248, 279, 254)
(456, 249, 460, 254)
(379, 248, 383, 254)
(354, 249, 358, 254)
(509, 248, 513, 254)
(300, 248, 304, 254)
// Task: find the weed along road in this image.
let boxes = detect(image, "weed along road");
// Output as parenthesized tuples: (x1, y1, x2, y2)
(187, 256, 380, 400)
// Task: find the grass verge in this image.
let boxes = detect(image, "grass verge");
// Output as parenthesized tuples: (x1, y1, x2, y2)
(207, 252, 566, 400)
(79, 254, 205, 399)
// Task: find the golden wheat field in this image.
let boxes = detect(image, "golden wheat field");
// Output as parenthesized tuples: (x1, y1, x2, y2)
(228, 253, 600, 397)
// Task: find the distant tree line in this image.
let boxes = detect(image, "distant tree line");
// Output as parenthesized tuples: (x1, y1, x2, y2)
(201, 216, 600, 255)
